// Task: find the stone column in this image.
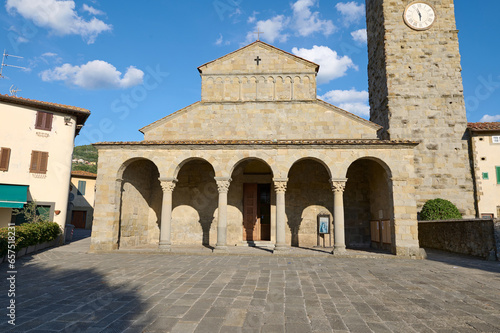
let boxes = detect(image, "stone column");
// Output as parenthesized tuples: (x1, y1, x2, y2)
(214, 177, 231, 252)
(273, 178, 288, 252)
(331, 179, 347, 255)
(159, 178, 177, 251)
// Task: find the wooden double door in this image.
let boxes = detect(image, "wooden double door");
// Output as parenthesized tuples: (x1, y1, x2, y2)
(243, 183, 271, 241)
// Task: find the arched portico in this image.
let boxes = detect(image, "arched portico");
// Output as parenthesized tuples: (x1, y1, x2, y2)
(118, 158, 162, 249)
(286, 158, 333, 248)
(228, 158, 275, 246)
(344, 157, 394, 251)
(171, 158, 217, 247)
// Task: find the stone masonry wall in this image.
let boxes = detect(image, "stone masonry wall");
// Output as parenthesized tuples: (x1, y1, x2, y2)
(418, 219, 497, 259)
(366, 0, 476, 217)
(143, 101, 380, 141)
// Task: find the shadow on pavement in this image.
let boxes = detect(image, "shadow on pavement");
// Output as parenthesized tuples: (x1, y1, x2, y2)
(424, 248, 500, 274)
(70, 228, 92, 242)
(0, 255, 145, 332)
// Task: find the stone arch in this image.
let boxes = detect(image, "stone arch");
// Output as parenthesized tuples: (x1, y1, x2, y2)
(336, 155, 394, 180)
(258, 75, 273, 100)
(214, 77, 224, 101)
(242, 76, 257, 101)
(276, 75, 291, 100)
(118, 158, 162, 249)
(286, 156, 333, 180)
(343, 157, 394, 251)
(172, 158, 217, 246)
(286, 158, 333, 247)
(226, 155, 278, 178)
(202, 76, 215, 101)
(228, 157, 275, 244)
(167, 156, 217, 180)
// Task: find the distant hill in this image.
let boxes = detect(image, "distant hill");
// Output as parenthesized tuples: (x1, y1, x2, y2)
(72, 145, 98, 174)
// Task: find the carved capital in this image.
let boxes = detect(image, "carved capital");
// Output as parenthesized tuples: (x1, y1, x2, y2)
(273, 178, 288, 193)
(215, 177, 232, 193)
(159, 178, 177, 193)
(330, 179, 347, 193)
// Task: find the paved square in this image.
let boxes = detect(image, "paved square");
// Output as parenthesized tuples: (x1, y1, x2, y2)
(1, 237, 500, 332)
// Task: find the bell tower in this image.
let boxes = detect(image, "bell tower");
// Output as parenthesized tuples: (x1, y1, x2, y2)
(366, 0, 475, 217)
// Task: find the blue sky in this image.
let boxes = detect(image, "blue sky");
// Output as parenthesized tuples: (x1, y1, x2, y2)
(0, 1, 498, 146)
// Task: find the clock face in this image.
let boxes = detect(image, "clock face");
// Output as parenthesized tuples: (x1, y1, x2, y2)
(404, 2, 436, 30)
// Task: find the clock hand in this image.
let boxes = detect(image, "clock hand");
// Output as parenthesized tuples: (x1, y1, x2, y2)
(417, 8, 422, 21)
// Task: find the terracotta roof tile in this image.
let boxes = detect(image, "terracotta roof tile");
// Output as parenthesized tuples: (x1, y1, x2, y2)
(71, 170, 97, 178)
(467, 122, 500, 131)
(94, 139, 418, 146)
(0, 94, 90, 113)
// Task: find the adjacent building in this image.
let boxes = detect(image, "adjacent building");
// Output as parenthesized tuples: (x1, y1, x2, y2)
(0, 95, 90, 229)
(69, 170, 97, 229)
(468, 122, 500, 218)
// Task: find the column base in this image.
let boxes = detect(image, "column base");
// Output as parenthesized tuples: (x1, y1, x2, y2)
(213, 245, 228, 253)
(331, 245, 346, 256)
(273, 244, 288, 253)
(159, 242, 171, 252)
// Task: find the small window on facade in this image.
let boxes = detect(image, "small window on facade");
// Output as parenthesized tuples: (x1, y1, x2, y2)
(77, 180, 86, 195)
(0, 147, 11, 171)
(481, 213, 494, 219)
(30, 151, 49, 174)
(493, 136, 500, 144)
(482, 172, 489, 180)
(35, 111, 53, 131)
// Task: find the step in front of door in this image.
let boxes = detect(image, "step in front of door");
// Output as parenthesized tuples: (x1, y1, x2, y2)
(239, 241, 275, 248)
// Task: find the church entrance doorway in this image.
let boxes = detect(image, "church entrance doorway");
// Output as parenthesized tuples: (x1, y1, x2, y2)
(243, 183, 271, 241)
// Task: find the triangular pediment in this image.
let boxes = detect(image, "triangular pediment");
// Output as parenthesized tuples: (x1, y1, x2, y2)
(140, 99, 381, 141)
(197, 41, 319, 75)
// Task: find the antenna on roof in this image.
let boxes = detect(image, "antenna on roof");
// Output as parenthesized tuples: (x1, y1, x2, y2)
(9, 85, 21, 97)
(0, 49, 27, 79)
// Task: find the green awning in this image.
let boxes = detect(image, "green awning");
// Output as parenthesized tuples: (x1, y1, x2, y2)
(0, 184, 28, 208)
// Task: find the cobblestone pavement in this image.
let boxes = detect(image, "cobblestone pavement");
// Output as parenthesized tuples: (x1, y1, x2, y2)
(1, 236, 500, 333)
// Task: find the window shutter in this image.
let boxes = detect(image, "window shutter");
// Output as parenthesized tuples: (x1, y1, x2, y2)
(40, 152, 49, 174)
(45, 113, 53, 131)
(30, 151, 39, 172)
(497, 167, 500, 185)
(35, 111, 44, 129)
(0, 148, 11, 171)
(78, 180, 86, 195)
(35, 111, 53, 131)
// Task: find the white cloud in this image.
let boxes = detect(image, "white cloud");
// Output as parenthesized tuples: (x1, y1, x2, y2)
(6, 0, 112, 44)
(292, 45, 357, 84)
(247, 15, 290, 43)
(320, 88, 370, 117)
(82, 4, 104, 16)
(40, 60, 144, 89)
(291, 0, 335, 37)
(336, 1, 365, 26)
(479, 114, 500, 122)
(351, 28, 367, 43)
(215, 33, 230, 46)
(247, 11, 258, 23)
(42, 52, 58, 57)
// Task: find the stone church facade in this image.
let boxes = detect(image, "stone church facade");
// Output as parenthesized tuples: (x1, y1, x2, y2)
(90, 0, 472, 258)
